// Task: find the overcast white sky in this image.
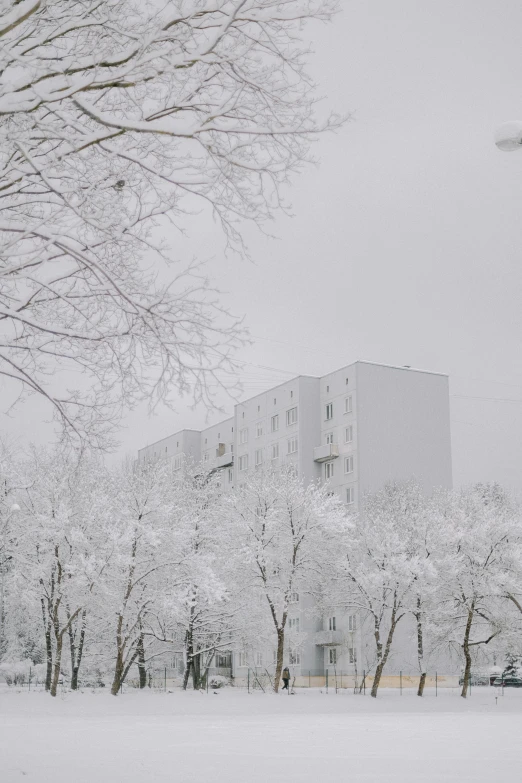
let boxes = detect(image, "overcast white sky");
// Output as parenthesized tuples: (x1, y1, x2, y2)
(4, 0, 522, 493)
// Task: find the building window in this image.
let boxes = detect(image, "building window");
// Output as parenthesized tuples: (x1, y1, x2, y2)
(258, 405, 260, 412)
(238, 652, 247, 667)
(289, 617, 300, 632)
(345, 377, 349, 385)
(271, 443, 279, 460)
(344, 456, 354, 474)
(329, 648, 337, 665)
(289, 592, 299, 603)
(228, 468, 233, 483)
(344, 425, 353, 444)
(328, 616, 336, 631)
(256, 422, 263, 438)
(239, 428, 248, 444)
(346, 486, 355, 505)
(273, 398, 277, 405)
(177, 441, 179, 447)
(348, 614, 357, 631)
(239, 455, 248, 471)
(271, 414, 279, 433)
(326, 385, 329, 393)
(348, 647, 355, 664)
(255, 449, 263, 467)
(325, 402, 333, 420)
(173, 456, 182, 470)
(286, 407, 298, 426)
(290, 390, 293, 399)
(325, 461, 334, 480)
(289, 650, 300, 665)
(165, 446, 168, 453)
(325, 431, 334, 445)
(287, 437, 298, 454)
(256, 652, 263, 666)
(344, 396, 352, 414)
(204, 452, 209, 462)
(205, 438, 207, 444)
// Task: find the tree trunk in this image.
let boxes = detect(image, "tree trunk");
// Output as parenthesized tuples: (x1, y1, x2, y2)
(111, 644, 140, 696)
(201, 650, 215, 690)
(274, 627, 285, 694)
(461, 607, 474, 698)
(415, 598, 426, 697)
(111, 650, 124, 696)
(50, 634, 63, 697)
(44, 626, 53, 691)
(183, 623, 193, 690)
(69, 609, 86, 690)
(192, 652, 202, 690)
(371, 658, 385, 698)
(370, 613, 383, 698)
(182, 659, 191, 691)
(418, 672, 427, 697)
(371, 605, 401, 698)
(137, 634, 147, 689)
(41, 598, 53, 692)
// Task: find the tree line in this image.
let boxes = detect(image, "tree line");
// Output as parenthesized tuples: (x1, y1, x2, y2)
(1, 443, 521, 698)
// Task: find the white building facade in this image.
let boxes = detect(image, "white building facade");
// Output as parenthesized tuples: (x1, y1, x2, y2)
(138, 361, 453, 681)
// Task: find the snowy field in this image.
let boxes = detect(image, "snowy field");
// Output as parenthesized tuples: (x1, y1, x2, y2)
(0, 687, 520, 782)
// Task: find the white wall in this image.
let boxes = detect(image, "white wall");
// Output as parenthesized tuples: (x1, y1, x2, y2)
(137, 429, 201, 464)
(355, 362, 452, 497)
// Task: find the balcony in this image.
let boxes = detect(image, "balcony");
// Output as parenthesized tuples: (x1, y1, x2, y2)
(216, 451, 234, 468)
(313, 444, 339, 463)
(314, 630, 343, 646)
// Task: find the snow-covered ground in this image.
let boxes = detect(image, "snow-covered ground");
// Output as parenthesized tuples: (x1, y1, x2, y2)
(0, 687, 520, 782)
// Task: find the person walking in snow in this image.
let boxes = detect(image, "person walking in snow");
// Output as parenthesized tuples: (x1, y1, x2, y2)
(282, 666, 290, 691)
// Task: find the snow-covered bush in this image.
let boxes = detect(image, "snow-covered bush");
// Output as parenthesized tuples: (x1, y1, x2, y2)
(0, 659, 40, 686)
(208, 675, 229, 689)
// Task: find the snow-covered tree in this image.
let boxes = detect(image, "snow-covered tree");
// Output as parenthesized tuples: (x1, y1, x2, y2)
(0, 438, 21, 660)
(98, 457, 184, 695)
(10, 448, 108, 695)
(403, 486, 441, 697)
(139, 461, 255, 690)
(430, 483, 522, 698)
(228, 466, 346, 692)
(337, 481, 433, 698)
(0, 0, 341, 445)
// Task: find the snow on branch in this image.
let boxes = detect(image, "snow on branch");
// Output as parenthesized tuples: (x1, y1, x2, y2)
(0, 0, 342, 446)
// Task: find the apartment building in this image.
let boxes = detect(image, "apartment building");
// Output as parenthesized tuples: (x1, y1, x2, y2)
(138, 360, 453, 679)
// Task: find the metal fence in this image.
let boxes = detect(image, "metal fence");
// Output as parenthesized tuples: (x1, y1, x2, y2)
(231, 670, 461, 693)
(4, 667, 502, 695)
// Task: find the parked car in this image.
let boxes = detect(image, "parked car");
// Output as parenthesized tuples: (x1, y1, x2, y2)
(458, 673, 490, 686)
(492, 676, 522, 688)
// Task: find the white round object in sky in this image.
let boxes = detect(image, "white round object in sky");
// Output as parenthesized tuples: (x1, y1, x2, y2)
(495, 121, 522, 151)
